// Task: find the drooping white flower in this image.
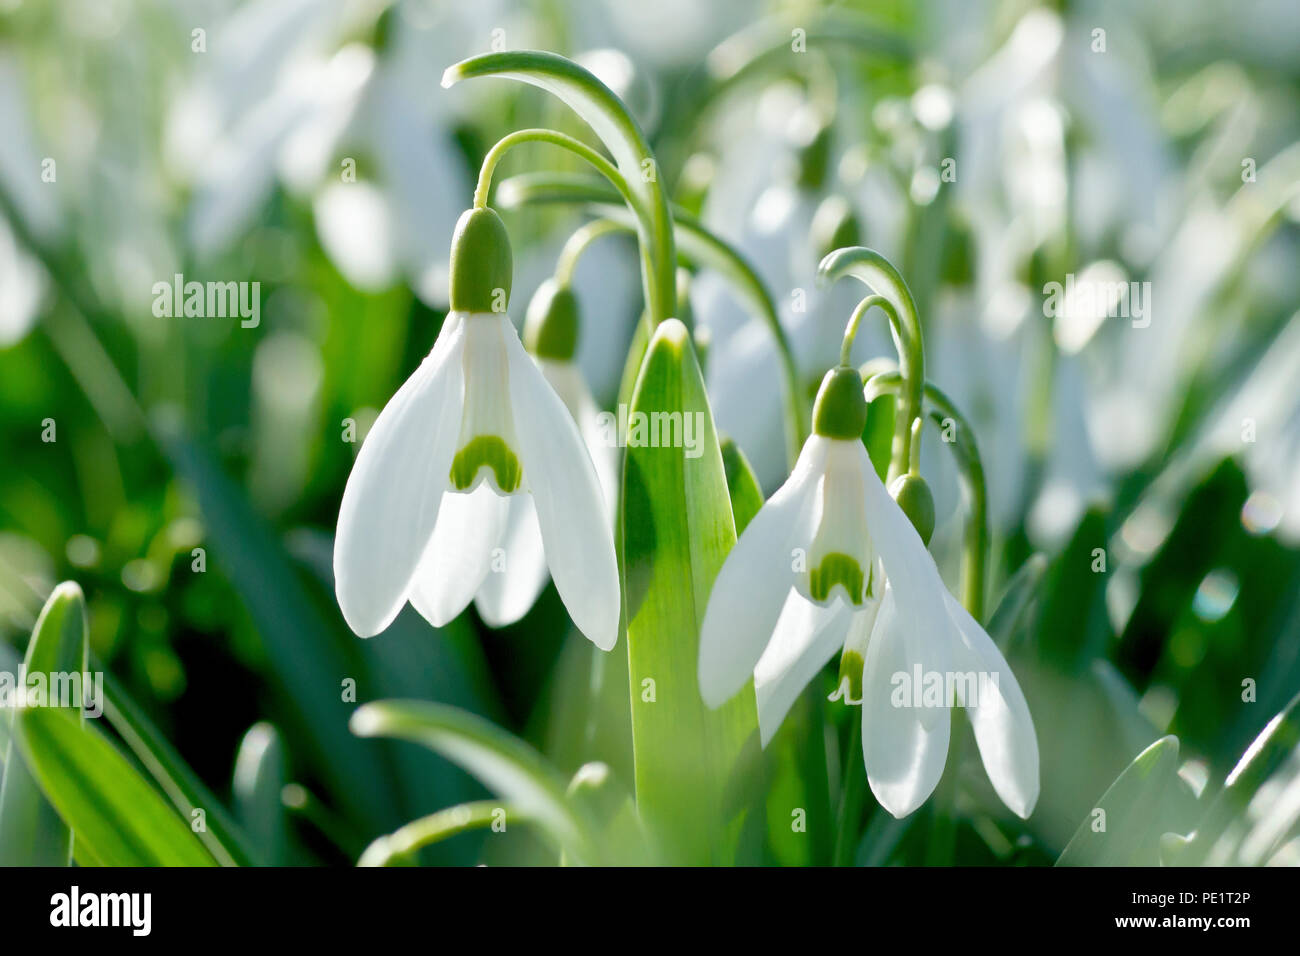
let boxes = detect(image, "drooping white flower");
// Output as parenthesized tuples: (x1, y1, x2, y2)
(698, 367, 1038, 819)
(334, 210, 619, 650)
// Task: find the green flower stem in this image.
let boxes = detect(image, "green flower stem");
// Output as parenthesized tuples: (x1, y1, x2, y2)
(445, 51, 677, 326)
(839, 294, 898, 368)
(819, 249, 924, 483)
(493, 172, 808, 468)
(473, 128, 635, 212)
(832, 720, 867, 866)
(357, 801, 525, 867)
(554, 218, 631, 287)
(907, 417, 924, 477)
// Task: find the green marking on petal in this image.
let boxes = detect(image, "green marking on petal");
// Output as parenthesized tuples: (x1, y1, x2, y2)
(837, 649, 864, 703)
(809, 552, 864, 605)
(450, 435, 522, 492)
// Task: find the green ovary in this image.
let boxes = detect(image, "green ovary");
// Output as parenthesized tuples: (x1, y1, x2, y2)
(809, 552, 865, 604)
(449, 435, 522, 492)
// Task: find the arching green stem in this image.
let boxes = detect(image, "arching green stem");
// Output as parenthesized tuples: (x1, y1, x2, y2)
(445, 52, 678, 326)
(358, 801, 527, 867)
(494, 172, 808, 468)
(907, 417, 924, 477)
(474, 129, 635, 212)
(862, 370, 988, 621)
(555, 218, 632, 287)
(839, 293, 899, 368)
(819, 248, 924, 483)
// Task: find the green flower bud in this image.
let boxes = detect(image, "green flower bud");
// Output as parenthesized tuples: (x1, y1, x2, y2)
(449, 207, 512, 314)
(889, 472, 935, 545)
(523, 278, 580, 360)
(811, 367, 868, 440)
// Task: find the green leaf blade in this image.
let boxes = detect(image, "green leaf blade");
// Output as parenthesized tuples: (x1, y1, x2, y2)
(1056, 735, 1187, 867)
(0, 582, 88, 866)
(14, 705, 217, 867)
(622, 319, 758, 863)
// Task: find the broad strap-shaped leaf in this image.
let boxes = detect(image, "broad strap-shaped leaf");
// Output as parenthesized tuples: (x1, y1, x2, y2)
(0, 582, 87, 866)
(622, 319, 759, 863)
(14, 705, 217, 866)
(720, 438, 764, 535)
(350, 700, 597, 864)
(1057, 736, 1187, 866)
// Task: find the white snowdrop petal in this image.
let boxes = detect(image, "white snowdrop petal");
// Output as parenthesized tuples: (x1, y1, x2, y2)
(540, 359, 620, 525)
(754, 593, 854, 747)
(945, 592, 1040, 818)
(698, 436, 829, 707)
(333, 315, 466, 637)
(503, 322, 621, 651)
(861, 585, 951, 817)
(857, 441, 953, 727)
(408, 482, 511, 628)
(473, 491, 550, 628)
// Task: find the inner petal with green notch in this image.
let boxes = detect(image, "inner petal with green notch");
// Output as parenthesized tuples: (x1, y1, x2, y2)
(450, 435, 521, 492)
(809, 551, 865, 604)
(801, 439, 873, 606)
(449, 313, 525, 494)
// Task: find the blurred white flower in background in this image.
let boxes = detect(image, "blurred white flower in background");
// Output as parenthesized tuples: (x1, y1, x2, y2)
(696, 81, 897, 491)
(0, 216, 44, 347)
(0, 51, 52, 346)
(170, 0, 517, 306)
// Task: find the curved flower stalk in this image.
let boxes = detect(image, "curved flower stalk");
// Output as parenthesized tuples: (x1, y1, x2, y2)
(333, 207, 619, 651)
(444, 51, 677, 325)
(698, 263, 1039, 820)
(818, 247, 925, 483)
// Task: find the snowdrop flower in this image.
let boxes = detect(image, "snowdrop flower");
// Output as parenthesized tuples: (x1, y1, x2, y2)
(473, 278, 619, 627)
(334, 208, 620, 650)
(698, 364, 1038, 818)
